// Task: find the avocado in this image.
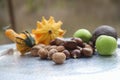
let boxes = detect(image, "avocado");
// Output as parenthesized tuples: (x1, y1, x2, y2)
(91, 25, 118, 45)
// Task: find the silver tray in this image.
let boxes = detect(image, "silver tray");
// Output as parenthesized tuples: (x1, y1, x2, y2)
(0, 39, 120, 80)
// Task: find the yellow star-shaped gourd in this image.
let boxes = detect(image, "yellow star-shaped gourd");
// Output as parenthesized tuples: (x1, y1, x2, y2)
(32, 16, 66, 45)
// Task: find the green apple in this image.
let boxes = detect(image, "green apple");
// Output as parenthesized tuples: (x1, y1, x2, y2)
(95, 35, 117, 56)
(73, 29, 92, 43)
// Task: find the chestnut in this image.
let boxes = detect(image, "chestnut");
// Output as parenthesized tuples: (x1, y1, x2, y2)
(84, 43, 95, 53)
(81, 48, 93, 57)
(50, 40, 56, 45)
(71, 49, 81, 58)
(71, 37, 84, 47)
(50, 37, 65, 46)
(84, 43, 92, 49)
(88, 41, 95, 53)
(88, 41, 94, 48)
(62, 49, 71, 59)
(76, 46, 82, 51)
(64, 40, 77, 50)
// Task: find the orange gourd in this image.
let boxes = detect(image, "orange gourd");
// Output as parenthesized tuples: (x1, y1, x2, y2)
(5, 29, 35, 55)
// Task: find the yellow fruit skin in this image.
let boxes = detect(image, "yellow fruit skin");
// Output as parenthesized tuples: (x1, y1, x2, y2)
(5, 16, 65, 55)
(15, 34, 30, 55)
(5, 29, 19, 42)
(15, 32, 36, 55)
(16, 44, 30, 55)
(32, 16, 66, 45)
(5, 29, 36, 55)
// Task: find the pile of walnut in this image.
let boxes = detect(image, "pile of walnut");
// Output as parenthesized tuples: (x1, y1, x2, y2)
(30, 37, 95, 64)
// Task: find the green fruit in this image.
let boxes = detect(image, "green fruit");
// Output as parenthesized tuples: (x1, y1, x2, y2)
(92, 25, 117, 45)
(95, 35, 117, 56)
(73, 29, 92, 43)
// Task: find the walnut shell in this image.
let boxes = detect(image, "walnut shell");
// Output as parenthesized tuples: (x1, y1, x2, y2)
(52, 52, 66, 64)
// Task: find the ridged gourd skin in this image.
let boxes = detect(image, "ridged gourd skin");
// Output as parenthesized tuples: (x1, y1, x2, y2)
(5, 29, 36, 55)
(5, 16, 66, 55)
(32, 16, 66, 45)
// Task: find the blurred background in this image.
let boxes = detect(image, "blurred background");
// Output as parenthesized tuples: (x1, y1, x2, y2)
(0, 0, 120, 44)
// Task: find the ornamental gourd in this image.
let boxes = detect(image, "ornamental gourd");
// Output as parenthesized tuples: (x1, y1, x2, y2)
(32, 16, 66, 45)
(5, 16, 66, 55)
(5, 29, 35, 55)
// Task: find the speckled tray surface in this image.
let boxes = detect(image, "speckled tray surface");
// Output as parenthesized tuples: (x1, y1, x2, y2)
(0, 39, 120, 80)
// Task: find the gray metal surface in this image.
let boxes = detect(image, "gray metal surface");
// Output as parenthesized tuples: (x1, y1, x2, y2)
(0, 39, 120, 80)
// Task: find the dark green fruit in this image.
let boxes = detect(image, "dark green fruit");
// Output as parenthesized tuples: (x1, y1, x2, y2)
(92, 25, 117, 45)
